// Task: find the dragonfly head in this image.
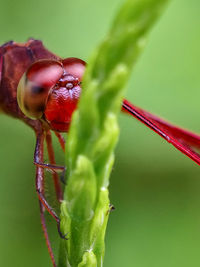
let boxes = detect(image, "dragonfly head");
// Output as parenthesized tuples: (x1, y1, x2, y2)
(17, 57, 86, 132)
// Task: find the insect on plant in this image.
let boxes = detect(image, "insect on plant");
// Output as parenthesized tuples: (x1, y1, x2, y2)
(1, 39, 200, 267)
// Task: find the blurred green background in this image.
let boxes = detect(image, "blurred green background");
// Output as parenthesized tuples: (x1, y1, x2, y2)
(0, 0, 200, 266)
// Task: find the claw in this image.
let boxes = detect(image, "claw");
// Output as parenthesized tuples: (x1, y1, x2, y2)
(60, 169, 67, 185)
(106, 204, 115, 215)
(57, 221, 69, 240)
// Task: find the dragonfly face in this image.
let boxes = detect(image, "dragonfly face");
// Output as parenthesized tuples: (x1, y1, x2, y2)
(17, 57, 86, 132)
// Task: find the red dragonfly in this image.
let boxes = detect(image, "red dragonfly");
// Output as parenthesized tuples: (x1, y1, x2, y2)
(1, 39, 200, 267)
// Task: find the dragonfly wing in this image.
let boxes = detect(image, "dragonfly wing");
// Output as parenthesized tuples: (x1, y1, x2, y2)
(122, 99, 200, 166)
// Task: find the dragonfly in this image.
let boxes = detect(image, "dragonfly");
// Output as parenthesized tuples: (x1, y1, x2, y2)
(1, 38, 200, 267)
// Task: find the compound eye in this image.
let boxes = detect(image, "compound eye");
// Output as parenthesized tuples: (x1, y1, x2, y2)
(62, 57, 86, 81)
(17, 60, 63, 119)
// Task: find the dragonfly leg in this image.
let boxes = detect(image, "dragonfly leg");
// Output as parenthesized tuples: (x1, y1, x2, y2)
(0, 54, 3, 83)
(34, 130, 65, 174)
(35, 132, 67, 239)
(34, 137, 66, 186)
(34, 160, 66, 188)
(34, 161, 66, 173)
(60, 169, 67, 185)
(54, 132, 67, 184)
(54, 132, 65, 152)
(45, 130, 63, 202)
(35, 131, 58, 267)
(35, 132, 59, 222)
(39, 201, 57, 267)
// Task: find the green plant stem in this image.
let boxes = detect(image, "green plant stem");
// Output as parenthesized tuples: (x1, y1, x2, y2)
(59, 0, 169, 266)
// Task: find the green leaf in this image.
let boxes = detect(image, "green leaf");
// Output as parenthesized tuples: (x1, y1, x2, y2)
(59, 0, 169, 266)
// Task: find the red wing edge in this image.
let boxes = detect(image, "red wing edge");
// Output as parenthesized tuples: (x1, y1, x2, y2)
(122, 99, 200, 166)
